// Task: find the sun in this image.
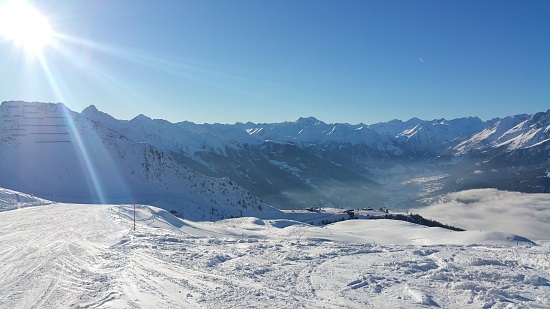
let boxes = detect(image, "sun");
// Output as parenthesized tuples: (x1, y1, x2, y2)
(0, 0, 54, 55)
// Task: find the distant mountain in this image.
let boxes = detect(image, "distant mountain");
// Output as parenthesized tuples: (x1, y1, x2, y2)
(391, 117, 486, 155)
(445, 110, 550, 194)
(0, 101, 279, 220)
(2, 100, 549, 212)
(454, 114, 530, 155)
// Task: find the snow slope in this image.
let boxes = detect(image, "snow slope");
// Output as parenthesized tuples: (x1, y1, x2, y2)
(392, 117, 486, 153)
(455, 111, 550, 154)
(0, 203, 126, 308)
(1, 191, 549, 308)
(0, 101, 279, 220)
(0, 187, 52, 211)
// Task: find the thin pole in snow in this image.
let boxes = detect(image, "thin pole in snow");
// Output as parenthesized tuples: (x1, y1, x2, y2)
(134, 197, 136, 231)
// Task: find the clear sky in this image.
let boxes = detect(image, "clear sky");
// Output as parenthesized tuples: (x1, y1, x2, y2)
(0, 0, 549, 124)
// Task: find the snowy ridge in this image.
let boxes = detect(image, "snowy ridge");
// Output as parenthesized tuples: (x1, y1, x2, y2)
(368, 117, 424, 137)
(0, 101, 280, 220)
(78, 101, 550, 158)
(455, 111, 549, 154)
(243, 116, 391, 150)
(84, 108, 395, 155)
(496, 110, 550, 150)
(0, 187, 52, 211)
(393, 117, 486, 153)
(2, 101, 549, 213)
(454, 114, 529, 155)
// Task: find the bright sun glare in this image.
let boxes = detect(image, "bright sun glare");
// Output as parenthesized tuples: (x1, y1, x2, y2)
(0, 0, 53, 55)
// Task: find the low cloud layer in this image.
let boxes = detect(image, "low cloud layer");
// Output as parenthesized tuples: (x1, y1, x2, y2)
(412, 189, 550, 240)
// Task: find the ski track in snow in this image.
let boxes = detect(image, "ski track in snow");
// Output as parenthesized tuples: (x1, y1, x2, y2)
(1, 203, 549, 308)
(0, 204, 125, 308)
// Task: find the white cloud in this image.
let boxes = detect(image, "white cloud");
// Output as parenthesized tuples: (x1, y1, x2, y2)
(411, 189, 550, 240)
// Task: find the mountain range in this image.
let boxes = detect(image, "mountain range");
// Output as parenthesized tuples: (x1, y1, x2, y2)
(1, 100, 549, 214)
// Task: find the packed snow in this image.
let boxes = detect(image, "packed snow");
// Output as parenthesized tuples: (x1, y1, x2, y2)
(1, 189, 549, 308)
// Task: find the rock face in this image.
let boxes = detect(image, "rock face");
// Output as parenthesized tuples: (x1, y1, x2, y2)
(2, 100, 549, 211)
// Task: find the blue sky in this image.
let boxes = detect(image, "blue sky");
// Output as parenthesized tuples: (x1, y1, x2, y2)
(1, 0, 549, 124)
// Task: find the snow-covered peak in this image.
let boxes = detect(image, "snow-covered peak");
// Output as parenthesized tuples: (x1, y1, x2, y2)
(293, 116, 323, 126)
(131, 113, 153, 122)
(524, 110, 550, 132)
(383, 116, 487, 153)
(453, 111, 549, 154)
(495, 110, 550, 150)
(368, 117, 424, 137)
(454, 114, 531, 155)
(5, 100, 550, 163)
(82, 104, 99, 114)
(82, 104, 122, 129)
